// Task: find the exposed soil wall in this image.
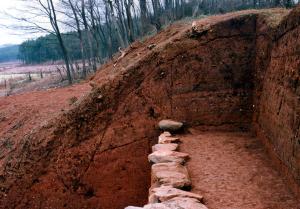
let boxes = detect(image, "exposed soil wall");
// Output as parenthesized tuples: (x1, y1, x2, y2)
(0, 8, 299, 209)
(253, 7, 300, 196)
(158, 14, 257, 130)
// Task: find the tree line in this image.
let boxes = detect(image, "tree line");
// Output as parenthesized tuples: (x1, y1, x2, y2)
(12, 0, 297, 84)
(18, 32, 98, 64)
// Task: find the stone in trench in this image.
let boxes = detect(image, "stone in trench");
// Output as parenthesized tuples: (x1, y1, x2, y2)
(162, 131, 172, 137)
(163, 197, 208, 209)
(151, 162, 191, 189)
(158, 120, 183, 132)
(152, 143, 178, 152)
(143, 197, 208, 209)
(158, 132, 180, 144)
(143, 203, 168, 209)
(126, 204, 168, 209)
(149, 185, 204, 204)
(148, 150, 189, 164)
(126, 197, 208, 209)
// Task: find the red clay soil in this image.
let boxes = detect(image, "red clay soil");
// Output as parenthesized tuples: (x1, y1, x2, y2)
(180, 129, 300, 209)
(0, 83, 91, 167)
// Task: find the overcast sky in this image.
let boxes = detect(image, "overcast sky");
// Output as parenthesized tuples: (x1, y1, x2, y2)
(0, 0, 56, 46)
(0, 1, 26, 45)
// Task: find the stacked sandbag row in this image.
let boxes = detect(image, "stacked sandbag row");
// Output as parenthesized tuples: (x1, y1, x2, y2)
(125, 120, 208, 209)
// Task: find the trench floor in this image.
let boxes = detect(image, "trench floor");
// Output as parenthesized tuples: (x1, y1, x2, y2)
(179, 129, 300, 209)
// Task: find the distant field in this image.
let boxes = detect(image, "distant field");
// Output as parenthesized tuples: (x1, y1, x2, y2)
(0, 61, 61, 88)
(0, 61, 67, 96)
(0, 61, 63, 74)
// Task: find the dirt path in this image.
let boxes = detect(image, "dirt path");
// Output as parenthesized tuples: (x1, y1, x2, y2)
(180, 130, 300, 209)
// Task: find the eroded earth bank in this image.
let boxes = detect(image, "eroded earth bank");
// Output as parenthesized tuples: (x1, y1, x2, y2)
(0, 6, 300, 209)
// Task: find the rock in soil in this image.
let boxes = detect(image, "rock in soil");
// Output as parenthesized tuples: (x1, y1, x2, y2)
(149, 185, 204, 203)
(162, 197, 208, 209)
(147, 197, 208, 209)
(148, 150, 189, 164)
(127, 197, 207, 209)
(152, 143, 179, 152)
(151, 162, 191, 189)
(158, 132, 180, 144)
(158, 120, 183, 132)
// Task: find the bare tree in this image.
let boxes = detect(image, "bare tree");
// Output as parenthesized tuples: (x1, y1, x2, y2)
(48, 0, 73, 84)
(139, 0, 149, 35)
(4, 0, 297, 82)
(151, 0, 162, 30)
(124, 0, 135, 42)
(61, 0, 88, 78)
(4, 0, 73, 84)
(106, 0, 126, 48)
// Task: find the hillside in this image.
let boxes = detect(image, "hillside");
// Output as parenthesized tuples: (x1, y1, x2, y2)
(0, 7, 300, 209)
(0, 45, 19, 63)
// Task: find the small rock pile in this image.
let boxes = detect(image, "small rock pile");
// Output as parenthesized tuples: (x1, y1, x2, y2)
(125, 120, 208, 209)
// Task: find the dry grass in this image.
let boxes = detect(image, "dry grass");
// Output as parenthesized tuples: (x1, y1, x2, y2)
(260, 8, 291, 28)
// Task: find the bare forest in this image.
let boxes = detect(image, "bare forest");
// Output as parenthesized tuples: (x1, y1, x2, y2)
(5, 0, 297, 85)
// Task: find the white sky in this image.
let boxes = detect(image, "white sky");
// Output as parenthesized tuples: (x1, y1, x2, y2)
(0, 0, 58, 46)
(0, 0, 27, 45)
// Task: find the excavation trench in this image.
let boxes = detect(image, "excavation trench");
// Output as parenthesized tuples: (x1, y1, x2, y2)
(0, 8, 300, 209)
(180, 131, 300, 209)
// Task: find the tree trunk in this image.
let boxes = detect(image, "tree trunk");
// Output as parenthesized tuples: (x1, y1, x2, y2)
(124, 0, 134, 42)
(107, 0, 125, 48)
(68, 0, 87, 78)
(89, 0, 100, 70)
(139, 0, 149, 35)
(284, 0, 292, 8)
(48, 0, 72, 84)
(151, 0, 162, 31)
(105, 3, 114, 58)
(274, 0, 281, 6)
(81, 0, 96, 71)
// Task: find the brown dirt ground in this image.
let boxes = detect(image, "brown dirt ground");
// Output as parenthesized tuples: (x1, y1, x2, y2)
(0, 83, 91, 166)
(179, 129, 300, 209)
(0, 83, 90, 136)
